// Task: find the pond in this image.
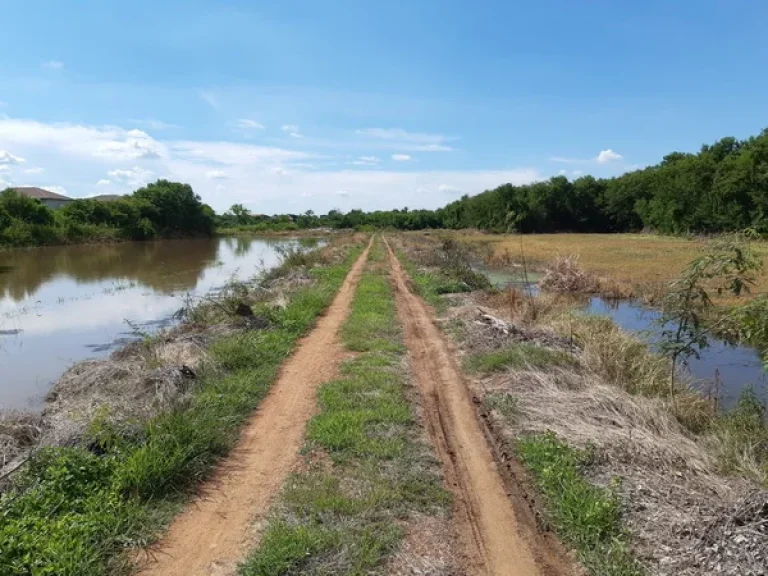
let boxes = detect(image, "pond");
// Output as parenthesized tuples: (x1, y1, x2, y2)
(481, 268, 768, 409)
(0, 236, 314, 410)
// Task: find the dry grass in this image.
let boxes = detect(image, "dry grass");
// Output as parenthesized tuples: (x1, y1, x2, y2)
(539, 255, 600, 294)
(453, 232, 768, 303)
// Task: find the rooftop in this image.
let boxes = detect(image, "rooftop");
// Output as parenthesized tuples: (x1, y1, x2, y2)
(14, 187, 73, 201)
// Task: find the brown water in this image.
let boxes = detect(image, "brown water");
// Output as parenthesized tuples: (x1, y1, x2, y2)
(0, 236, 308, 410)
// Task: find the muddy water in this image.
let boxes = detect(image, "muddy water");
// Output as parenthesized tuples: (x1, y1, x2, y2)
(0, 237, 313, 410)
(482, 269, 768, 409)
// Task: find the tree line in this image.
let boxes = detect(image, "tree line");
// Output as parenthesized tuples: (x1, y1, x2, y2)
(223, 126, 768, 234)
(0, 180, 215, 247)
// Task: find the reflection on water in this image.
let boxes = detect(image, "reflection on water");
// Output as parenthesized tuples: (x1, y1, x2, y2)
(0, 236, 301, 410)
(480, 268, 768, 409)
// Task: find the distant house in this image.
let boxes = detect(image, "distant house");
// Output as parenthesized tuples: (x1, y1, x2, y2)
(14, 187, 74, 210)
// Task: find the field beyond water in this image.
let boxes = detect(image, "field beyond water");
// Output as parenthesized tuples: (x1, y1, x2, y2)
(457, 231, 768, 301)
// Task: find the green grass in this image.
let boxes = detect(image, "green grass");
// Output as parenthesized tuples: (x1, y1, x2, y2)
(241, 239, 449, 576)
(517, 432, 645, 576)
(0, 244, 363, 576)
(465, 343, 576, 373)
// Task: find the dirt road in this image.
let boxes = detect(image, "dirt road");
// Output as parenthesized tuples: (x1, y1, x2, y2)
(137, 242, 371, 576)
(386, 242, 566, 576)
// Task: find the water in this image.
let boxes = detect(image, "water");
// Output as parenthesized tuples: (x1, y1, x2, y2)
(0, 236, 309, 410)
(481, 268, 768, 409)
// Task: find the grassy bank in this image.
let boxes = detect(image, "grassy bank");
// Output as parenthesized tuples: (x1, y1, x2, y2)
(0, 241, 364, 575)
(393, 232, 768, 574)
(241, 239, 449, 575)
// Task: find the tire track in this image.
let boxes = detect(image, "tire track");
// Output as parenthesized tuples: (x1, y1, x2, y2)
(137, 240, 372, 576)
(385, 240, 567, 576)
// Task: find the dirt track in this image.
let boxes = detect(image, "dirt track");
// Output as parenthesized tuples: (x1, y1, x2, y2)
(385, 241, 568, 576)
(137, 241, 371, 576)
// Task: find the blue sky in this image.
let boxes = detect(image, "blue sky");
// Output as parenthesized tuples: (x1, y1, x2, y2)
(1, 1, 767, 214)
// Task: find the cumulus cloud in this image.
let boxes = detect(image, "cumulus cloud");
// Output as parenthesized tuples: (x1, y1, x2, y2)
(97, 179, 111, 186)
(42, 60, 64, 70)
(596, 149, 623, 164)
(206, 170, 230, 180)
(234, 118, 265, 130)
(357, 128, 455, 152)
(107, 166, 153, 187)
(0, 150, 25, 165)
(391, 154, 411, 162)
(0, 116, 544, 213)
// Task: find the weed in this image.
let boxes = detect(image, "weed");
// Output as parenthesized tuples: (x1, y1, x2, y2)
(466, 343, 576, 373)
(517, 432, 644, 576)
(485, 392, 520, 422)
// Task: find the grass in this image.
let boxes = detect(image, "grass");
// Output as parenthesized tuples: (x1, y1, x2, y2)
(465, 343, 576, 373)
(0, 242, 364, 576)
(453, 231, 768, 303)
(241, 239, 449, 576)
(517, 432, 645, 576)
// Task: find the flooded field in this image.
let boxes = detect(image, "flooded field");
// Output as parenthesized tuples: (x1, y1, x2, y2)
(0, 236, 312, 409)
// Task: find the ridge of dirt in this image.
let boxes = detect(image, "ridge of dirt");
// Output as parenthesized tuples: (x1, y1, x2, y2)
(135, 240, 372, 576)
(385, 240, 573, 576)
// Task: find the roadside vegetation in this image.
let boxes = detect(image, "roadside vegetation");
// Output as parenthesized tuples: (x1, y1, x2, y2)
(0, 180, 214, 248)
(0, 238, 363, 575)
(393, 233, 768, 575)
(241, 239, 450, 575)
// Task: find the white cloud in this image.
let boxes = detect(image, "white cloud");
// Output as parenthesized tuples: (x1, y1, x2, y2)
(392, 154, 411, 162)
(281, 124, 304, 138)
(206, 170, 230, 180)
(357, 128, 455, 152)
(596, 149, 623, 164)
(97, 179, 111, 186)
(199, 90, 220, 109)
(130, 119, 178, 130)
(96, 131, 162, 160)
(438, 184, 462, 195)
(107, 166, 153, 187)
(552, 150, 625, 165)
(351, 155, 380, 166)
(0, 150, 25, 165)
(234, 118, 265, 130)
(335, 190, 349, 197)
(42, 60, 64, 70)
(0, 119, 167, 162)
(24, 167, 44, 174)
(550, 156, 585, 164)
(0, 116, 544, 213)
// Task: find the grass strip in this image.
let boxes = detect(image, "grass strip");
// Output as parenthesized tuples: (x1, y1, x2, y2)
(517, 432, 645, 576)
(0, 244, 364, 576)
(465, 343, 576, 373)
(241, 239, 449, 576)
